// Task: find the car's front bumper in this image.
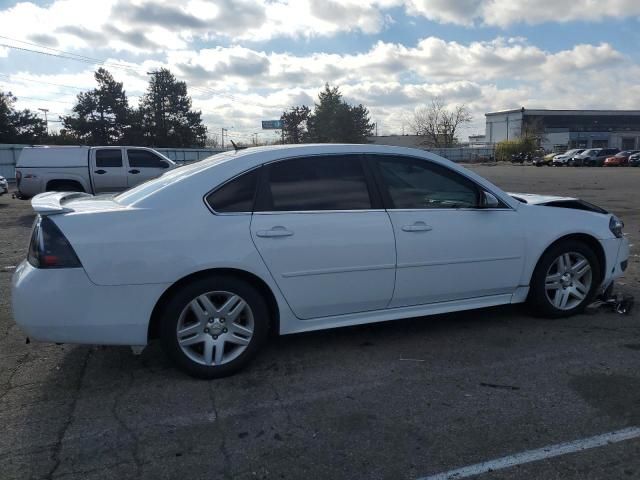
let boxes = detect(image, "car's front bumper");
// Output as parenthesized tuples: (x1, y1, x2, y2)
(11, 261, 170, 345)
(0, 183, 7, 195)
(600, 236, 630, 291)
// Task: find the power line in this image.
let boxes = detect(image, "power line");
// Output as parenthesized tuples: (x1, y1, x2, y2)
(0, 38, 237, 101)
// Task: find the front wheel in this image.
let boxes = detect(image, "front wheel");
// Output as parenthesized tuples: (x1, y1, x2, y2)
(528, 241, 600, 318)
(160, 276, 269, 379)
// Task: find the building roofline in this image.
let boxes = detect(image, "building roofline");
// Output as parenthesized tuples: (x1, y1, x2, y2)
(486, 108, 640, 117)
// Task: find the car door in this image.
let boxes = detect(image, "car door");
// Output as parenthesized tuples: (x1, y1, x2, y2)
(125, 148, 172, 187)
(90, 148, 127, 193)
(370, 154, 525, 308)
(250, 154, 396, 320)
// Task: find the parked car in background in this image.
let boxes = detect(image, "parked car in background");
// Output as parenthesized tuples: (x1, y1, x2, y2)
(534, 152, 556, 166)
(0, 175, 8, 196)
(570, 148, 619, 167)
(12, 144, 629, 378)
(603, 150, 639, 167)
(629, 152, 640, 167)
(570, 148, 601, 166)
(552, 149, 584, 166)
(15, 146, 176, 199)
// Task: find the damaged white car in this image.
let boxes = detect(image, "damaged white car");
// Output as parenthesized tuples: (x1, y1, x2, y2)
(12, 145, 629, 378)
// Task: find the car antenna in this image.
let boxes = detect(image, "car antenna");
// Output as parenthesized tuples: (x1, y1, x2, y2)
(230, 140, 247, 151)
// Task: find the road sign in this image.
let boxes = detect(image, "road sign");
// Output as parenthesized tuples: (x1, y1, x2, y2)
(261, 120, 283, 129)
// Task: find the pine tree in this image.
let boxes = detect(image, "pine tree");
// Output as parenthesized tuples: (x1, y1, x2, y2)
(138, 68, 207, 147)
(0, 91, 47, 143)
(62, 68, 130, 145)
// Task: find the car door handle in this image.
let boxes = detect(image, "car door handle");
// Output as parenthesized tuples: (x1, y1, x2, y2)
(129, 169, 140, 174)
(256, 227, 294, 238)
(94, 169, 106, 174)
(402, 222, 433, 232)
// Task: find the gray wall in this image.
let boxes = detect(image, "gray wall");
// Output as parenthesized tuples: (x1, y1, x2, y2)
(0, 145, 225, 181)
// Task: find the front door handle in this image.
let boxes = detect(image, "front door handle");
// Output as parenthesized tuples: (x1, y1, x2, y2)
(129, 169, 140, 174)
(256, 226, 294, 238)
(402, 222, 433, 232)
(94, 169, 106, 174)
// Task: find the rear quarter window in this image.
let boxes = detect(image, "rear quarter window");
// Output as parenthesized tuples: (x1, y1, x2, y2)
(206, 169, 259, 213)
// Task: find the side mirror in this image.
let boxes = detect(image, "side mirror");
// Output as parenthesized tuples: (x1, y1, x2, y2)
(482, 191, 500, 208)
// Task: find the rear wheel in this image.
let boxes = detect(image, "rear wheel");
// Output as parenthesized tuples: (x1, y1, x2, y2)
(160, 276, 269, 378)
(528, 241, 600, 318)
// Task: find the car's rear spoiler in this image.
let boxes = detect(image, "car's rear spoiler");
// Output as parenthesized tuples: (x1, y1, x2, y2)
(31, 191, 93, 215)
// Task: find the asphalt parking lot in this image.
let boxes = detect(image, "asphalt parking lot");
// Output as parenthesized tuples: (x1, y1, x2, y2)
(1, 164, 639, 480)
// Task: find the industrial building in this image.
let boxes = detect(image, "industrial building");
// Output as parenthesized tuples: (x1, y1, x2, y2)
(485, 108, 640, 151)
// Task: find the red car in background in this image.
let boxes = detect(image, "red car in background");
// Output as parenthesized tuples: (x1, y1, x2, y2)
(604, 150, 640, 166)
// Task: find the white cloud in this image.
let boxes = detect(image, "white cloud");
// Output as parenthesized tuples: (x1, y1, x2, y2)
(405, 0, 640, 27)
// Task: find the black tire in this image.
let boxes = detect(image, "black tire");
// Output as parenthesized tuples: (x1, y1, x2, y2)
(528, 240, 601, 318)
(160, 275, 269, 379)
(46, 180, 85, 192)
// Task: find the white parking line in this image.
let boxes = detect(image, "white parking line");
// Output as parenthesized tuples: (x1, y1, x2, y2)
(418, 426, 640, 480)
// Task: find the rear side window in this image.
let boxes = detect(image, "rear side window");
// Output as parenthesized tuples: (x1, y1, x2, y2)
(206, 169, 259, 213)
(259, 155, 372, 211)
(128, 149, 169, 168)
(95, 149, 122, 168)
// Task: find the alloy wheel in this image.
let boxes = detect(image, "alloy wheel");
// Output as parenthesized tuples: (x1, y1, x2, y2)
(544, 252, 593, 311)
(176, 291, 254, 366)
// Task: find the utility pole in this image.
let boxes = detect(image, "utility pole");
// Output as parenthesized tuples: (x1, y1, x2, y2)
(221, 128, 228, 149)
(375, 122, 378, 136)
(38, 108, 49, 135)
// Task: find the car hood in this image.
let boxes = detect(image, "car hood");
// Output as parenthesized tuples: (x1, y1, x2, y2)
(508, 192, 608, 213)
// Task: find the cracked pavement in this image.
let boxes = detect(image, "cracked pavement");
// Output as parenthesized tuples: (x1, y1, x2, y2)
(1, 165, 640, 480)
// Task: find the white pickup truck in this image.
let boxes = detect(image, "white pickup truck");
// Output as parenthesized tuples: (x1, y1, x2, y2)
(15, 146, 176, 198)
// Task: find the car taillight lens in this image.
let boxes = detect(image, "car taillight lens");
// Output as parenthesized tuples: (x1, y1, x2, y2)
(28, 216, 82, 269)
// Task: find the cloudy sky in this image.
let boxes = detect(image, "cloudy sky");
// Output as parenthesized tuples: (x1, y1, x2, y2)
(1, 0, 640, 143)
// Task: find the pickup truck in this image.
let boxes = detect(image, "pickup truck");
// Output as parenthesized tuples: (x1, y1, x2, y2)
(15, 146, 176, 198)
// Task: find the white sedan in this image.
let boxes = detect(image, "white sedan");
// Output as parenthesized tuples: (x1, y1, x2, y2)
(12, 145, 629, 378)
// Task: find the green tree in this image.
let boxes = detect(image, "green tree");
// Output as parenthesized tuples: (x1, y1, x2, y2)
(0, 91, 47, 143)
(281, 105, 310, 144)
(139, 68, 207, 147)
(298, 84, 374, 143)
(62, 68, 130, 145)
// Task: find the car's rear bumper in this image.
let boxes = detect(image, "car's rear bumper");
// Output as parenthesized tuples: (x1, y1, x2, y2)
(11, 261, 169, 345)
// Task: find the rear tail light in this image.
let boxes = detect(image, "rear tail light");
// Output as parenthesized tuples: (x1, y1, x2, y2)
(28, 216, 82, 269)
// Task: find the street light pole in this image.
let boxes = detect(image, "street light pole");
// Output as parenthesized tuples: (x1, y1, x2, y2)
(38, 108, 49, 135)
(221, 128, 228, 149)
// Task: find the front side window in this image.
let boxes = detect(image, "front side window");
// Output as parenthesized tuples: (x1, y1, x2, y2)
(95, 149, 123, 168)
(260, 155, 372, 211)
(206, 169, 259, 213)
(128, 149, 169, 169)
(375, 156, 479, 209)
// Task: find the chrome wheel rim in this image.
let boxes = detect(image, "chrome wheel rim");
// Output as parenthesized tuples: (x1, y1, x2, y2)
(545, 252, 593, 311)
(176, 291, 254, 366)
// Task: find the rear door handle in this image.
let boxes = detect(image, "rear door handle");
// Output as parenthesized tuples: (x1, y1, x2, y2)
(129, 169, 140, 174)
(256, 227, 294, 238)
(94, 169, 106, 174)
(402, 222, 433, 232)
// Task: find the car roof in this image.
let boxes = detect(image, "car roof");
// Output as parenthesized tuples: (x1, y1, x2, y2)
(115, 144, 519, 209)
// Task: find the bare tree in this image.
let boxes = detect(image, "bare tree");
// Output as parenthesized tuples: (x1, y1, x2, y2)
(410, 97, 472, 148)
